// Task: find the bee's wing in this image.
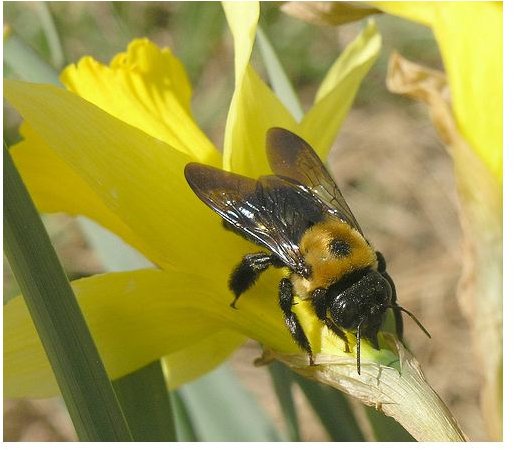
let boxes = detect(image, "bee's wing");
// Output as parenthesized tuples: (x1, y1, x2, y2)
(185, 163, 324, 272)
(266, 127, 363, 235)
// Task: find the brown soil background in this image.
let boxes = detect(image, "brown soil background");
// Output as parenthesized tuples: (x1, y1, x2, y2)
(3, 2, 488, 441)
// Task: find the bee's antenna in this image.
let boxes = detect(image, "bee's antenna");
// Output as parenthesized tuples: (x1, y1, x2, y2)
(356, 318, 366, 375)
(387, 305, 431, 339)
(356, 324, 361, 375)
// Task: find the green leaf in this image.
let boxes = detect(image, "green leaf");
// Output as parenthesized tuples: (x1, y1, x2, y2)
(268, 361, 301, 441)
(113, 360, 176, 441)
(3, 32, 60, 85)
(33, 1, 65, 69)
(170, 391, 199, 442)
(179, 364, 283, 441)
(256, 26, 303, 122)
(3, 145, 132, 441)
(171, 2, 226, 82)
(292, 372, 365, 441)
(364, 405, 415, 441)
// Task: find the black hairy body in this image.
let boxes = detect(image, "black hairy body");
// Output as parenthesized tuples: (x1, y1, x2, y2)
(185, 128, 429, 373)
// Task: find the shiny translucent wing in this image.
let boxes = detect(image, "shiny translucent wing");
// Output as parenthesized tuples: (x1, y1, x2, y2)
(266, 127, 363, 235)
(184, 163, 324, 272)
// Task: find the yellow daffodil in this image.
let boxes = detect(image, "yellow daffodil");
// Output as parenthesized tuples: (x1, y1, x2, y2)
(4, 3, 384, 398)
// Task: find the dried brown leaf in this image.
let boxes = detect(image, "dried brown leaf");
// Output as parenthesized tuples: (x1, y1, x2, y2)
(387, 52, 502, 441)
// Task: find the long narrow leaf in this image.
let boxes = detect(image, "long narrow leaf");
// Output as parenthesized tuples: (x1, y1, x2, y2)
(170, 391, 199, 442)
(113, 360, 176, 441)
(179, 364, 283, 441)
(3, 32, 60, 85)
(3, 145, 132, 441)
(268, 361, 301, 441)
(33, 1, 65, 68)
(256, 26, 303, 121)
(364, 405, 415, 441)
(292, 372, 365, 441)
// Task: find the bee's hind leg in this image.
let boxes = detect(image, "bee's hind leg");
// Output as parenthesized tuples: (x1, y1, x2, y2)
(229, 252, 283, 308)
(279, 278, 314, 365)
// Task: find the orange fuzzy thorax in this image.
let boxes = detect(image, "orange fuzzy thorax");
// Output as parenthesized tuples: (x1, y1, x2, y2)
(291, 218, 377, 299)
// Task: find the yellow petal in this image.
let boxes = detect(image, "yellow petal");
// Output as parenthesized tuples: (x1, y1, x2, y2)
(224, 66, 299, 176)
(222, 2, 303, 176)
(375, 2, 502, 182)
(3, 269, 244, 398)
(4, 265, 304, 398)
(61, 38, 219, 164)
(4, 80, 239, 272)
(11, 123, 165, 268)
(300, 20, 381, 158)
(222, 1, 260, 86)
(223, 2, 320, 177)
(224, 21, 380, 176)
(162, 329, 246, 390)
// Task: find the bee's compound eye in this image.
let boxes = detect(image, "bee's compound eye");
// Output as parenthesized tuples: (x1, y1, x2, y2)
(329, 239, 352, 258)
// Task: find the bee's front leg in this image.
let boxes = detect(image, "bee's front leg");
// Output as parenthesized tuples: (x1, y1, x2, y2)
(229, 252, 283, 308)
(279, 278, 314, 365)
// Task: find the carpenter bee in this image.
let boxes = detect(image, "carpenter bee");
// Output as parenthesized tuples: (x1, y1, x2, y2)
(184, 128, 430, 374)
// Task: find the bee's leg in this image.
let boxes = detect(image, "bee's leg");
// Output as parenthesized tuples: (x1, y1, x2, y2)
(356, 320, 363, 375)
(229, 252, 283, 309)
(279, 278, 314, 365)
(326, 319, 351, 353)
(376, 251, 403, 340)
(376, 251, 387, 273)
(386, 275, 403, 339)
(311, 288, 350, 353)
